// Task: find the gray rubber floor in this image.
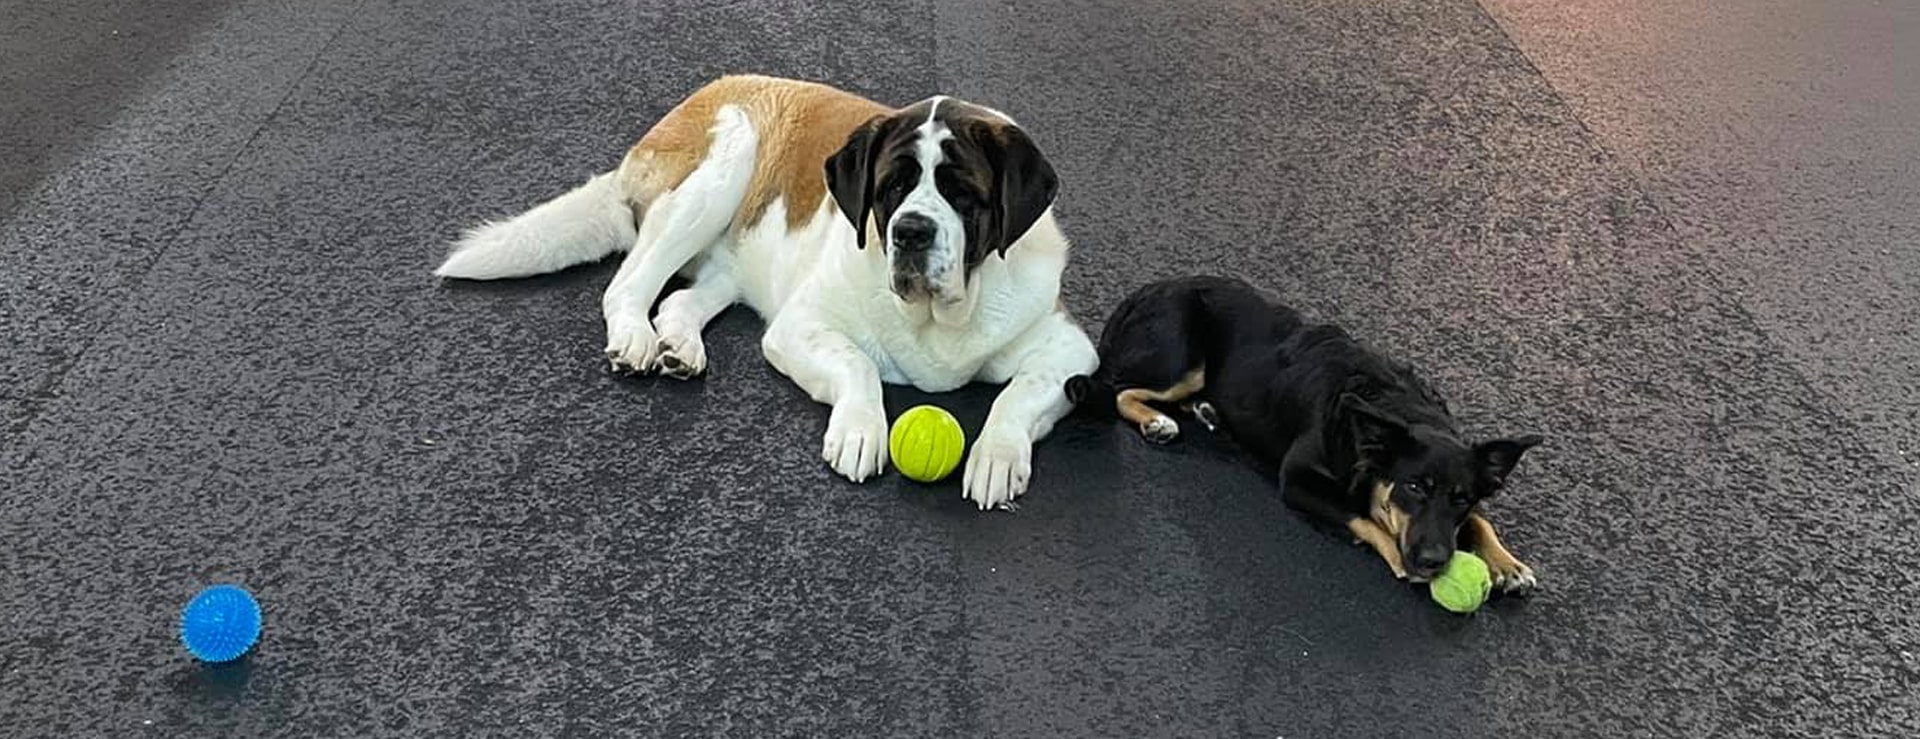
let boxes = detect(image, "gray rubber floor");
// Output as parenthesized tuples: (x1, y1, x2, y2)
(4, 1, 1917, 736)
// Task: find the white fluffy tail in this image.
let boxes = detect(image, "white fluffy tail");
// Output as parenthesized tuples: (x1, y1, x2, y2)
(435, 171, 635, 280)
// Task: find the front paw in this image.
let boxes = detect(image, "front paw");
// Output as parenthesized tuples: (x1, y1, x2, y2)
(654, 333, 707, 380)
(963, 428, 1032, 511)
(604, 315, 659, 374)
(1486, 555, 1538, 595)
(823, 401, 889, 483)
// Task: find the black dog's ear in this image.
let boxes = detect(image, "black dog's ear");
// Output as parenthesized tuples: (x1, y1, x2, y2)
(1475, 435, 1543, 487)
(984, 124, 1058, 257)
(1342, 393, 1412, 461)
(825, 115, 889, 249)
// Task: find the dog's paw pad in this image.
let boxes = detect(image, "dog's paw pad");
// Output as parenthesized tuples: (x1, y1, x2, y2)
(654, 335, 705, 380)
(1141, 416, 1180, 444)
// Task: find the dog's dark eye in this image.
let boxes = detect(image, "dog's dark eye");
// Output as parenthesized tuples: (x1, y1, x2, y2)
(936, 171, 980, 207)
(884, 161, 919, 196)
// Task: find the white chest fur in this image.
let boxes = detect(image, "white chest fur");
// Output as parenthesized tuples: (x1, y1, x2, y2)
(731, 201, 1066, 392)
(856, 257, 1056, 390)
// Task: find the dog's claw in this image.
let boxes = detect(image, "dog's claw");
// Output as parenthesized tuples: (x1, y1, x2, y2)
(605, 319, 661, 375)
(654, 335, 706, 379)
(657, 353, 695, 379)
(963, 428, 1032, 510)
(822, 401, 888, 483)
(1488, 559, 1538, 596)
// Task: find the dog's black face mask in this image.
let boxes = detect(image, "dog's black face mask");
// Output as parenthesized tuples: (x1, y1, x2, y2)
(1346, 394, 1541, 580)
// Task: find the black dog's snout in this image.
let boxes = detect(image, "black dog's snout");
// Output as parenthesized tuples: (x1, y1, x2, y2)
(1409, 545, 1452, 575)
(890, 214, 936, 252)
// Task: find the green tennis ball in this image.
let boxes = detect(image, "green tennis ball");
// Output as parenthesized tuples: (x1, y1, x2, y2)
(889, 405, 965, 483)
(1429, 551, 1493, 614)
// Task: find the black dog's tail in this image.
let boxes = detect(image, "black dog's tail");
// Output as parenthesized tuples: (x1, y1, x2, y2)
(1064, 370, 1119, 418)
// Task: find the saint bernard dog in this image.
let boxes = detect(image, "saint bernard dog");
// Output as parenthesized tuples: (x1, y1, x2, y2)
(435, 75, 1098, 510)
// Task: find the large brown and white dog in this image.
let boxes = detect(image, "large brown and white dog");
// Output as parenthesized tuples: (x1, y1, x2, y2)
(435, 75, 1097, 510)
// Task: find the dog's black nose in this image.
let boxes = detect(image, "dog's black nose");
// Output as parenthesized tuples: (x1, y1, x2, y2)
(890, 214, 936, 252)
(1409, 545, 1452, 576)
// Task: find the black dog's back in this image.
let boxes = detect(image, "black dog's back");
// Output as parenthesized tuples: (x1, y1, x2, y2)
(1065, 276, 1301, 417)
(1065, 276, 1445, 471)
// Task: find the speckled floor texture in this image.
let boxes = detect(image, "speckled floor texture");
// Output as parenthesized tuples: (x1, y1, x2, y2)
(4, 1, 1917, 736)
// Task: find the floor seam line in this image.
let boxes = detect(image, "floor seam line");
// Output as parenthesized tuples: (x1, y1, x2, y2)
(1468, 0, 1909, 481)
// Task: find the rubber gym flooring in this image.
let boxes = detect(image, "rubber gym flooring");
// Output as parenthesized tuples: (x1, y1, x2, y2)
(4, 1, 1916, 736)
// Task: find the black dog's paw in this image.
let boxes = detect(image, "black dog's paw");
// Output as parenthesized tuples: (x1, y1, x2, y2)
(1140, 416, 1180, 444)
(1488, 557, 1538, 596)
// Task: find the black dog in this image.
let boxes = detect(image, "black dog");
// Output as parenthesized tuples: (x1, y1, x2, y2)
(1066, 276, 1543, 593)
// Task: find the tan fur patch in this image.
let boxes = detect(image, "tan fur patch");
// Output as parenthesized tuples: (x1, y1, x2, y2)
(1462, 513, 1521, 572)
(1349, 518, 1407, 579)
(620, 75, 892, 231)
(1369, 480, 1410, 550)
(1115, 366, 1206, 429)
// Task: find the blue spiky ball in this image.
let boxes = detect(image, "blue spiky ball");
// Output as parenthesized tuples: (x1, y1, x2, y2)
(180, 585, 261, 663)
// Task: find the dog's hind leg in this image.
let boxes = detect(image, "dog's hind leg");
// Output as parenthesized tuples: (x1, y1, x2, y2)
(1461, 513, 1536, 595)
(1115, 367, 1206, 443)
(603, 105, 758, 374)
(651, 257, 741, 380)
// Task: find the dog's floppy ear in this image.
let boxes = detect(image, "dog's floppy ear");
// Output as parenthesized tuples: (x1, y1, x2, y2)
(1342, 393, 1412, 462)
(984, 124, 1058, 257)
(825, 114, 889, 250)
(1475, 435, 1543, 488)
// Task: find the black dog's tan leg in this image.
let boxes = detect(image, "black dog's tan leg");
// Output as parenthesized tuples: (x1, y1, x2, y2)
(1348, 518, 1408, 580)
(1115, 367, 1205, 444)
(1462, 513, 1536, 594)
(1280, 456, 1406, 580)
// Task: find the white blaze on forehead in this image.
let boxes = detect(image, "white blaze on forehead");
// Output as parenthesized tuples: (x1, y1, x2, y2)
(905, 125, 952, 216)
(886, 96, 967, 303)
(911, 97, 954, 164)
(900, 95, 953, 205)
(920, 94, 1016, 126)
(910, 96, 954, 179)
